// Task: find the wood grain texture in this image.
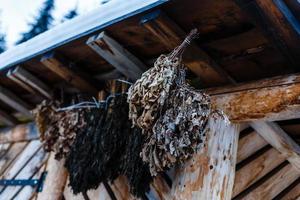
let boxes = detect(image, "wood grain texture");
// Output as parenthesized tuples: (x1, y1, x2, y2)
(0, 148, 47, 199)
(233, 148, 286, 197)
(241, 164, 300, 200)
(251, 121, 300, 172)
(41, 52, 98, 94)
(87, 32, 146, 81)
(0, 123, 39, 144)
(150, 176, 171, 200)
(141, 11, 231, 86)
(281, 181, 300, 200)
(211, 82, 300, 122)
(36, 153, 68, 200)
(171, 117, 239, 200)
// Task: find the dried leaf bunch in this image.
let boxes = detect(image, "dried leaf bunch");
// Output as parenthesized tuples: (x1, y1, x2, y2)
(33, 100, 86, 160)
(127, 55, 179, 130)
(128, 29, 211, 176)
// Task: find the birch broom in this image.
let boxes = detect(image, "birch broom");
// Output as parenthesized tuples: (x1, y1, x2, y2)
(128, 29, 211, 176)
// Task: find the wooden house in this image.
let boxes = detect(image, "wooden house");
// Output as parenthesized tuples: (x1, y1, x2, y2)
(0, 0, 299, 199)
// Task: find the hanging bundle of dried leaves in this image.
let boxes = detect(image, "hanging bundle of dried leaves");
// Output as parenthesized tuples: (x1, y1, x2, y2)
(143, 70, 211, 175)
(33, 100, 86, 160)
(65, 95, 152, 197)
(128, 29, 212, 176)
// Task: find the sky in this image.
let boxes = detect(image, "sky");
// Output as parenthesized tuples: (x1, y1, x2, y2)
(0, 0, 103, 48)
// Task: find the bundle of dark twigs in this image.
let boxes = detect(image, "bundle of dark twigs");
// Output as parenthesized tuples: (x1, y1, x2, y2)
(128, 29, 211, 176)
(65, 94, 152, 197)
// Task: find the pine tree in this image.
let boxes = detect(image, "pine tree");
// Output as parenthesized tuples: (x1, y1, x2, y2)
(61, 8, 78, 22)
(17, 0, 55, 44)
(0, 32, 6, 53)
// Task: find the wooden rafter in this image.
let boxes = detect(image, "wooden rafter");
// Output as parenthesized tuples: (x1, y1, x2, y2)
(0, 85, 32, 117)
(87, 32, 146, 81)
(11, 66, 53, 99)
(0, 110, 18, 127)
(41, 52, 98, 95)
(140, 10, 233, 86)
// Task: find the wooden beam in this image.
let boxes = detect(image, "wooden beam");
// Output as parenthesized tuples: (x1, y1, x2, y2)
(41, 52, 98, 95)
(0, 85, 32, 117)
(233, 148, 286, 197)
(242, 164, 300, 199)
(36, 153, 68, 200)
(0, 123, 39, 144)
(280, 179, 300, 200)
(12, 66, 53, 99)
(251, 121, 300, 172)
(0, 109, 18, 127)
(237, 130, 268, 163)
(209, 76, 300, 122)
(171, 117, 239, 200)
(140, 10, 232, 86)
(86, 32, 146, 81)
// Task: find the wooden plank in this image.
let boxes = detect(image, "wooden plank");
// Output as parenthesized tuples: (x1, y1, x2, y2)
(0, 142, 28, 175)
(241, 164, 300, 200)
(233, 148, 286, 197)
(87, 32, 146, 81)
(15, 162, 47, 200)
(141, 10, 231, 86)
(36, 153, 68, 200)
(210, 81, 300, 122)
(251, 121, 300, 172)
(0, 123, 39, 144)
(7, 69, 38, 97)
(237, 130, 267, 163)
(0, 140, 41, 179)
(281, 180, 300, 200)
(0, 148, 47, 199)
(40, 52, 98, 95)
(171, 117, 240, 200)
(0, 85, 32, 117)
(12, 66, 53, 99)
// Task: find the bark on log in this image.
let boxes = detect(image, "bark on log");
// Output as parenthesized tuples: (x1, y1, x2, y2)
(171, 117, 239, 200)
(36, 153, 68, 200)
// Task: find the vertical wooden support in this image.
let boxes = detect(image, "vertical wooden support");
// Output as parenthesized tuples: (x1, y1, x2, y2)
(172, 117, 239, 200)
(36, 153, 68, 200)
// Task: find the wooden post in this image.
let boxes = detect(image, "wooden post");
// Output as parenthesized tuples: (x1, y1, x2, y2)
(171, 117, 239, 200)
(36, 153, 68, 200)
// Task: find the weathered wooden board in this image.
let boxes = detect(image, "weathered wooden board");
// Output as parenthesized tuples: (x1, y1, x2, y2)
(0, 148, 47, 199)
(36, 153, 68, 200)
(87, 32, 146, 81)
(241, 164, 300, 199)
(233, 148, 286, 197)
(41, 52, 98, 95)
(281, 180, 300, 200)
(251, 122, 300, 172)
(0, 140, 41, 183)
(237, 130, 267, 163)
(0, 123, 39, 144)
(172, 117, 239, 200)
(150, 176, 171, 200)
(0, 142, 28, 175)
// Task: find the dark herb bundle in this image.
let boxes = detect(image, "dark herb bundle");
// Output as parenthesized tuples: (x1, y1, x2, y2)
(65, 95, 152, 197)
